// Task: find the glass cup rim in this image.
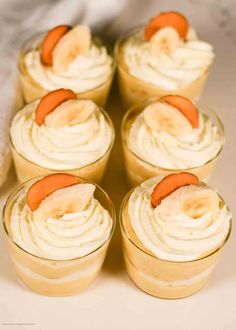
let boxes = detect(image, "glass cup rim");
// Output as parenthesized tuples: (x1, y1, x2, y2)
(2, 174, 116, 262)
(9, 100, 115, 172)
(18, 30, 117, 94)
(121, 97, 225, 172)
(114, 24, 212, 92)
(119, 180, 232, 264)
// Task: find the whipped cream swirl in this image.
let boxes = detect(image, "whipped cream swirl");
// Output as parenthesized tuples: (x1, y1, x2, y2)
(128, 177, 231, 261)
(24, 40, 113, 93)
(122, 28, 214, 89)
(10, 101, 113, 169)
(128, 105, 223, 169)
(10, 188, 113, 260)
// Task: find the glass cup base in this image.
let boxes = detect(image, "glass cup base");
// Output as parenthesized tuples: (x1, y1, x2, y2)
(11, 145, 111, 184)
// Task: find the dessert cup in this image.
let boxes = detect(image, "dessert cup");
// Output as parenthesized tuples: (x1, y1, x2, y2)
(115, 28, 211, 109)
(2, 176, 115, 296)
(10, 105, 115, 184)
(18, 32, 115, 107)
(120, 187, 231, 299)
(121, 98, 224, 187)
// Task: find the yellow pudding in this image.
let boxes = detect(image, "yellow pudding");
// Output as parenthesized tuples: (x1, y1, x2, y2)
(3, 174, 115, 296)
(120, 174, 232, 299)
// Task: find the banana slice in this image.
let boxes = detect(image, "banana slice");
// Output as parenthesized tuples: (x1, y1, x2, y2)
(186, 27, 198, 41)
(53, 25, 91, 73)
(157, 185, 219, 219)
(143, 101, 192, 136)
(150, 27, 180, 56)
(33, 183, 95, 222)
(45, 99, 96, 128)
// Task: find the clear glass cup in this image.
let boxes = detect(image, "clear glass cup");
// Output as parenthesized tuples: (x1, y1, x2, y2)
(115, 27, 212, 109)
(10, 104, 115, 184)
(2, 176, 116, 296)
(18, 32, 116, 107)
(121, 98, 224, 187)
(120, 187, 232, 299)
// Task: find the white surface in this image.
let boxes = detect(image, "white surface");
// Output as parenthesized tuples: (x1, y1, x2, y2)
(1, 1, 236, 330)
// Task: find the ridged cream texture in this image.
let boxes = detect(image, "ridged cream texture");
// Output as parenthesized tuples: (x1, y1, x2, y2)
(10, 188, 113, 260)
(24, 39, 113, 93)
(10, 101, 113, 170)
(128, 177, 231, 262)
(128, 105, 223, 169)
(122, 28, 214, 89)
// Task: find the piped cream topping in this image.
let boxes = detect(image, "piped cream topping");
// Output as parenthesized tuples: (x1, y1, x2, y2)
(122, 27, 214, 89)
(10, 184, 113, 260)
(128, 102, 223, 169)
(24, 26, 113, 93)
(128, 177, 231, 262)
(10, 100, 113, 170)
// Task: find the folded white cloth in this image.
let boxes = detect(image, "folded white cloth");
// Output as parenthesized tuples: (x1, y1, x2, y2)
(0, 0, 127, 186)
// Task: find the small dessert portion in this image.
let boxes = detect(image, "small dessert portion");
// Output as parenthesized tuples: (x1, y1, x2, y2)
(3, 173, 114, 296)
(122, 95, 224, 186)
(116, 11, 214, 107)
(120, 173, 232, 298)
(10, 89, 114, 183)
(19, 25, 114, 106)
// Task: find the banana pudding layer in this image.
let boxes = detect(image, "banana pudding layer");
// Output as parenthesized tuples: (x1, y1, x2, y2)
(3, 173, 115, 296)
(10, 100, 113, 170)
(24, 25, 113, 93)
(128, 177, 231, 262)
(128, 101, 223, 169)
(123, 28, 214, 89)
(10, 183, 113, 260)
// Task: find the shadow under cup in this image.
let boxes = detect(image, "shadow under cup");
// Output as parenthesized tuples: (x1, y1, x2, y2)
(18, 32, 116, 108)
(121, 98, 225, 187)
(120, 190, 232, 299)
(2, 176, 116, 296)
(115, 27, 212, 109)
